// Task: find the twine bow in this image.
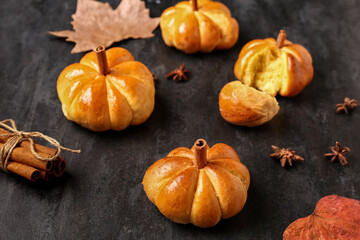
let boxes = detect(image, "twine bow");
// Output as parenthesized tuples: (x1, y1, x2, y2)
(0, 119, 80, 172)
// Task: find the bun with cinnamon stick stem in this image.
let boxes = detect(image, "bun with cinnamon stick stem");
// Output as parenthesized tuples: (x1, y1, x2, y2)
(143, 139, 250, 227)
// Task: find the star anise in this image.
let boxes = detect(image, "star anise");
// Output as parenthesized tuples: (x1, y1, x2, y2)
(324, 141, 350, 165)
(165, 63, 190, 82)
(270, 145, 304, 167)
(336, 97, 358, 114)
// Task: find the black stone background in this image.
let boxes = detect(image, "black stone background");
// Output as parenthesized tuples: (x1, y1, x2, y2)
(0, 0, 359, 239)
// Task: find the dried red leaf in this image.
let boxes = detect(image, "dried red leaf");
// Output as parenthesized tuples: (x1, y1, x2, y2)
(283, 195, 360, 240)
(49, 0, 160, 53)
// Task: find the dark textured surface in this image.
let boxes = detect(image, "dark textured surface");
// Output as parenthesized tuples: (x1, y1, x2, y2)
(0, 0, 359, 239)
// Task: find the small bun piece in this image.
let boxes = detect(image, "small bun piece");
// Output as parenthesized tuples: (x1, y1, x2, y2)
(219, 81, 279, 127)
(234, 30, 313, 97)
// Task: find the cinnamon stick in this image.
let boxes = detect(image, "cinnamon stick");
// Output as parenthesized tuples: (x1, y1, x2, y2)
(7, 162, 41, 181)
(0, 128, 57, 155)
(0, 128, 67, 181)
(276, 29, 287, 48)
(95, 46, 109, 75)
(0, 119, 78, 182)
(191, 0, 198, 11)
(0, 141, 52, 171)
(52, 157, 66, 177)
(194, 139, 207, 169)
(40, 170, 54, 182)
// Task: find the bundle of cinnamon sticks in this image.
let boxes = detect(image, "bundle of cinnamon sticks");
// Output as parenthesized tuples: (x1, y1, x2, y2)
(0, 128, 66, 182)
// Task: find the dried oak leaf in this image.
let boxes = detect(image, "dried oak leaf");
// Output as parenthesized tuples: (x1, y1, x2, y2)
(49, 0, 160, 53)
(283, 195, 360, 240)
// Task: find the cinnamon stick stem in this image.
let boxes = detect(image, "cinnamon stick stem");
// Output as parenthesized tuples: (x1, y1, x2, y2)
(276, 29, 287, 48)
(191, 0, 198, 11)
(7, 162, 41, 181)
(194, 139, 207, 169)
(95, 46, 109, 75)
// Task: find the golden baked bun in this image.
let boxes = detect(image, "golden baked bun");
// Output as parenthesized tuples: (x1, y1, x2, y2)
(143, 139, 250, 228)
(160, 0, 239, 54)
(219, 81, 279, 127)
(57, 46, 155, 131)
(234, 30, 313, 97)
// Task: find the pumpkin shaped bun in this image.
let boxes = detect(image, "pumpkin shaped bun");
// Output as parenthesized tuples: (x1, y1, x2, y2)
(160, 0, 239, 54)
(234, 30, 313, 97)
(57, 46, 155, 131)
(219, 81, 279, 127)
(143, 139, 250, 228)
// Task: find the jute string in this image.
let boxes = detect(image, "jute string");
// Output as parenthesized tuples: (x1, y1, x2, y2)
(0, 119, 81, 172)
